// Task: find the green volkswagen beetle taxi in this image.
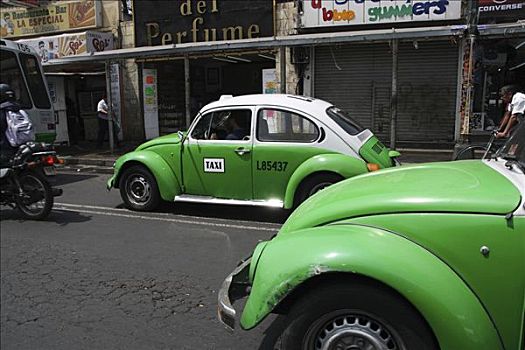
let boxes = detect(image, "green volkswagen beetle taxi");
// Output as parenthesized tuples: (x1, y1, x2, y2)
(218, 123, 525, 350)
(107, 94, 398, 211)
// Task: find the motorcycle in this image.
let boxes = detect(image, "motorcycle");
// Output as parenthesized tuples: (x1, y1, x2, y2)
(0, 142, 63, 220)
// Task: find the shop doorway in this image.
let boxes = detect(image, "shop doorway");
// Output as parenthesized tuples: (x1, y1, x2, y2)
(145, 53, 276, 136)
(470, 38, 525, 134)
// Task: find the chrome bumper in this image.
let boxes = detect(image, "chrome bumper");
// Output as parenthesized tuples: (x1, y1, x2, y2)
(217, 257, 251, 331)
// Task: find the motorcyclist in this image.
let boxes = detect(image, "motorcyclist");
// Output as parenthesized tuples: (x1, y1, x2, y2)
(0, 83, 19, 167)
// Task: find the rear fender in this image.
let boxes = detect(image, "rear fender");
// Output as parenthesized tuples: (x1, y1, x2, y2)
(283, 154, 368, 208)
(110, 150, 181, 201)
(241, 224, 502, 350)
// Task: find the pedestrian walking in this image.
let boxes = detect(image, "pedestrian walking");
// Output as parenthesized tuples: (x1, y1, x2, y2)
(96, 94, 119, 148)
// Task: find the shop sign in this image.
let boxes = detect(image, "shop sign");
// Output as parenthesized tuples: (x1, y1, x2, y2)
(17, 31, 113, 63)
(0, 0, 100, 39)
(300, 0, 462, 28)
(478, 0, 525, 21)
(134, 0, 274, 46)
(143, 69, 160, 140)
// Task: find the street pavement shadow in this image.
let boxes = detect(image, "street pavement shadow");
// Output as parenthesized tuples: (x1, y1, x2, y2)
(257, 315, 288, 350)
(153, 202, 291, 224)
(48, 173, 98, 187)
(0, 207, 92, 226)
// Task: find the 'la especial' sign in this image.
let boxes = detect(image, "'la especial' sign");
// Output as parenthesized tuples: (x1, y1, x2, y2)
(300, 0, 462, 28)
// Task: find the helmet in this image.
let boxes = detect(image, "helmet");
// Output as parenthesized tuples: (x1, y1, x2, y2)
(0, 83, 15, 102)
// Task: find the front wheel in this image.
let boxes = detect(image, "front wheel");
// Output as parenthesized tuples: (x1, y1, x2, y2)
(279, 282, 439, 350)
(15, 170, 53, 220)
(119, 165, 160, 211)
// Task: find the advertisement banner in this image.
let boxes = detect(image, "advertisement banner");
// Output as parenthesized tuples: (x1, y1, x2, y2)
(262, 69, 278, 94)
(300, 0, 462, 28)
(143, 69, 160, 140)
(0, 0, 100, 39)
(18, 31, 113, 63)
(478, 0, 525, 22)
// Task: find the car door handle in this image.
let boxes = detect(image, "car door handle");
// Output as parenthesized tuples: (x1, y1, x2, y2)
(234, 147, 251, 155)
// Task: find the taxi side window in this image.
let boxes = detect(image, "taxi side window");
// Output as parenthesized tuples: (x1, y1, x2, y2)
(191, 110, 252, 141)
(257, 109, 319, 143)
(191, 113, 213, 140)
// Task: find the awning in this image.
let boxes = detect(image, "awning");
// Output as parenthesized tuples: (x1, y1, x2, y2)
(45, 24, 468, 66)
(477, 21, 525, 37)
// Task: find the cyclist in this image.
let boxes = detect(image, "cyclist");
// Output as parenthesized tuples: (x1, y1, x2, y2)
(496, 85, 525, 139)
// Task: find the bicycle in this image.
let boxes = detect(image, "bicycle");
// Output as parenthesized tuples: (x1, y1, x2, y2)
(453, 130, 506, 160)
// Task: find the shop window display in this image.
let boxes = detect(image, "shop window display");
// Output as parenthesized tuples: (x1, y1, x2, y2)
(471, 39, 525, 134)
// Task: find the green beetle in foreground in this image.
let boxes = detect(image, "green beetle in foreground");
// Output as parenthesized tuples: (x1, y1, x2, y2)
(107, 94, 398, 211)
(218, 124, 525, 350)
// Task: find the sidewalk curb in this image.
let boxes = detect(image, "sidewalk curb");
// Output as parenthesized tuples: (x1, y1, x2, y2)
(58, 165, 114, 175)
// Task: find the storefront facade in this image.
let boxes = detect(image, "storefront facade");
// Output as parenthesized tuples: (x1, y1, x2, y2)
(298, 0, 465, 146)
(462, 0, 525, 138)
(133, 0, 277, 138)
(1, 0, 129, 145)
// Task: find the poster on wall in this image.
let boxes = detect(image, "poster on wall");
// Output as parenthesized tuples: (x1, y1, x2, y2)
(110, 63, 122, 141)
(17, 31, 113, 63)
(262, 68, 278, 94)
(0, 0, 100, 39)
(143, 68, 160, 140)
(300, 0, 462, 28)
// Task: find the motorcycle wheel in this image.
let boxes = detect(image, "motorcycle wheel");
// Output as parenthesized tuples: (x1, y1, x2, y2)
(15, 170, 53, 220)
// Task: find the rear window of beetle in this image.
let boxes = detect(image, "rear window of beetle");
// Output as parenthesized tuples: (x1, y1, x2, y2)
(326, 107, 364, 136)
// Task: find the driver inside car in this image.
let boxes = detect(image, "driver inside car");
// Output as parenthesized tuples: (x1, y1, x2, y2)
(209, 112, 248, 140)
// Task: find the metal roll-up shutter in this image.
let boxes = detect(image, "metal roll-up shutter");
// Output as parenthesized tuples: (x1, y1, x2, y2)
(397, 41, 458, 142)
(314, 40, 458, 143)
(314, 43, 392, 139)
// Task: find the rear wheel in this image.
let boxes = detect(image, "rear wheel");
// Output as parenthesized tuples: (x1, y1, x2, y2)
(16, 170, 53, 220)
(119, 166, 160, 211)
(279, 282, 438, 350)
(294, 173, 343, 208)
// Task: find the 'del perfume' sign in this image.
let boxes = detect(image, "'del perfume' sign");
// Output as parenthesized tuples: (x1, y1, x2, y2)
(134, 0, 274, 46)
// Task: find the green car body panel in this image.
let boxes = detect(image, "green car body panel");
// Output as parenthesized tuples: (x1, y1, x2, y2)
(240, 225, 503, 349)
(108, 147, 183, 202)
(280, 160, 521, 233)
(358, 135, 392, 169)
(282, 152, 368, 208)
(238, 160, 524, 349)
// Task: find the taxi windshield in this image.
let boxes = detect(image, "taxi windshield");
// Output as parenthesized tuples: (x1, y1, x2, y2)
(326, 107, 365, 136)
(498, 122, 525, 167)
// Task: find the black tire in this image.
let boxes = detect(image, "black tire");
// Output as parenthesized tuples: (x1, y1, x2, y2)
(119, 165, 160, 211)
(294, 173, 342, 208)
(454, 145, 489, 160)
(279, 281, 439, 350)
(15, 170, 53, 220)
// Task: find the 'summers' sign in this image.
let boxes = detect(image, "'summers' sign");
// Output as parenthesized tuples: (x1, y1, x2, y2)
(300, 0, 461, 28)
(134, 0, 274, 46)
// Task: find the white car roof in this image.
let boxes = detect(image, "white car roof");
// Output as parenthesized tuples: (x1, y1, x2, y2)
(200, 94, 334, 116)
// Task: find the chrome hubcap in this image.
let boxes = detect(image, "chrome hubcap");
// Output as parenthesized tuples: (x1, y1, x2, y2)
(314, 315, 399, 350)
(127, 176, 151, 205)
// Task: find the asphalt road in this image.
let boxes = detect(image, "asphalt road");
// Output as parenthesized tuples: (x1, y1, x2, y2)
(1, 172, 290, 350)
